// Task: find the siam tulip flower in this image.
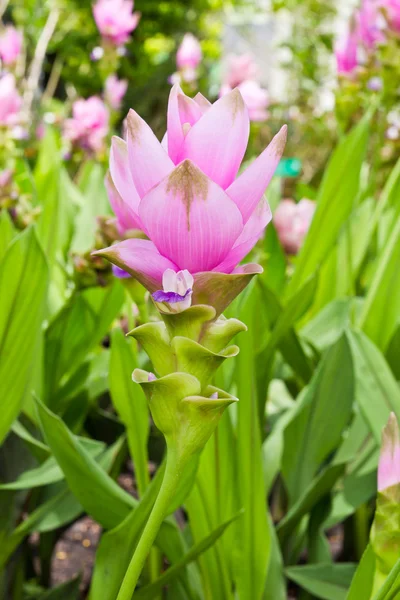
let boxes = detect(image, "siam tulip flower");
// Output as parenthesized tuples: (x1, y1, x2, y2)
(220, 80, 269, 122)
(104, 75, 128, 110)
(274, 198, 316, 255)
(357, 0, 386, 48)
(93, 0, 140, 46)
(95, 84, 287, 314)
(64, 96, 109, 153)
(0, 73, 22, 126)
(335, 29, 359, 75)
(223, 53, 260, 89)
(0, 26, 22, 66)
(378, 412, 400, 492)
(176, 33, 202, 70)
(0, 168, 12, 188)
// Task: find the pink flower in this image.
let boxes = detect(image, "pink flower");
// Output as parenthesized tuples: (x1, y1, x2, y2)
(220, 80, 269, 122)
(335, 29, 359, 75)
(105, 75, 128, 110)
(274, 198, 316, 254)
(384, 0, 400, 32)
(96, 85, 287, 296)
(0, 74, 22, 126)
(223, 53, 260, 88)
(64, 96, 109, 152)
(0, 168, 12, 187)
(357, 0, 386, 48)
(93, 0, 140, 46)
(0, 26, 22, 65)
(378, 413, 400, 492)
(176, 34, 202, 70)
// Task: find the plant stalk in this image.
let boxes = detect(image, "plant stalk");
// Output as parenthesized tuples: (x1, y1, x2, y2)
(116, 444, 184, 600)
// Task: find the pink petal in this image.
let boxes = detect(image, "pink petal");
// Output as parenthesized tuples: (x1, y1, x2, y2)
(139, 160, 243, 273)
(226, 125, 287, 223)
(126, 109, 174, 198)
(378, 412, 400, 492)
(180, 89, 250, 189)
(94, 238, 178, 292)
(110, 136, 142, 223)
(193, 92, 212, 112)
(213, 197, 271, 273)
(167, 84, 203, 163)
(105, 172, 143, 233)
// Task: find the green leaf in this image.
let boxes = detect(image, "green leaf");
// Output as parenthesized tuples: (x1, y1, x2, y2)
(287, 114, 369, 296)
(371, 556, 400, 600)
(359, 216, 400, 352)
(346, 329, 400, 444)
(38, 576, 81, 599)
(110, 328, 149, 496)
(0, 228, 48, 446)
(386, 324, 400, 380)
(346, 544, 376, 600)
(0, 210, 16, 263)
(133, 511, 242, 599)
(36, 398, 136, 529)
(282, 334, 354, 501)
(286, 563, 356, 600)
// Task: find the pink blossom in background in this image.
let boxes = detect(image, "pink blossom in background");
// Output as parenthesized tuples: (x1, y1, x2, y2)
(105, 75, 128, 110)
(378, 413, 400, 492)
(357, 0, 386, 48)
(93, 0, 140, 46)
(223, 53, 260, 88)
(0, 26, 22, 65)
(96, 84, 287, 292)
(221, 80, 269, 122)
(274, 198, 316, 254)
(384, 0, 400, 32)
(0, 168, 12, 187)
(0, 73, 22, 126)
(64, 96, 109, 152)
(335, 29, 359, 75)
(176, 34, 202, 70)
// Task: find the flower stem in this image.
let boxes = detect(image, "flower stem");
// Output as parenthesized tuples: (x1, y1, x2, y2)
(116, 445, 183, 600)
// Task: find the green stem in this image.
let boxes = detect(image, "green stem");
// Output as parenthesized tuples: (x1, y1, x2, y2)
(116, 445, 184, 600)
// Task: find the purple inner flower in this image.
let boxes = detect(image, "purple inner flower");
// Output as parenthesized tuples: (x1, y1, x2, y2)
(152, 288, 192, 304)
(112, 264, 131, 279)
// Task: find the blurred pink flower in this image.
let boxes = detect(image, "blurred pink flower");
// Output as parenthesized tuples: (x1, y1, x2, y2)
(105, 75, 128, 110)
(223, 53, 260, 88)
(96, 84, 287, 292)
(220, 80, 269, 122)
(64, 96, 109, 152)
(357, 0, 386, 48)
(0, 168, 12, 187)
(274, 198, 316, 254)
(335, 29, 359, 75)
(378, 413, 400, 492)
(93, 0, 140, 46)
(0, 73, 22, 126)
(384, 0, 400, 32)
(0, 26, 22, 65)
(176, 33, 202, 70)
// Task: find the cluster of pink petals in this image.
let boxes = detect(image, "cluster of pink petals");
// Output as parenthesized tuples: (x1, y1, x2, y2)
(223, 53, 260, 89)
(0, 73, 22, 126)
(220, 80, 269, 122)
(0, 26, 22, 66)
(378, 413, 400, 492)
(358, 0, 386, 48)
(105, 75, 128, 110)
(274, 198, 315, 255)
(93, 0, 140, 46)
(335, 28, 359, 75)
(101, 84, 287, 288)
(176, 33, 202, 70)
(384, 0, 400, 32)
(64, 97, 109, 153)
(219, 53, 268, 122)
